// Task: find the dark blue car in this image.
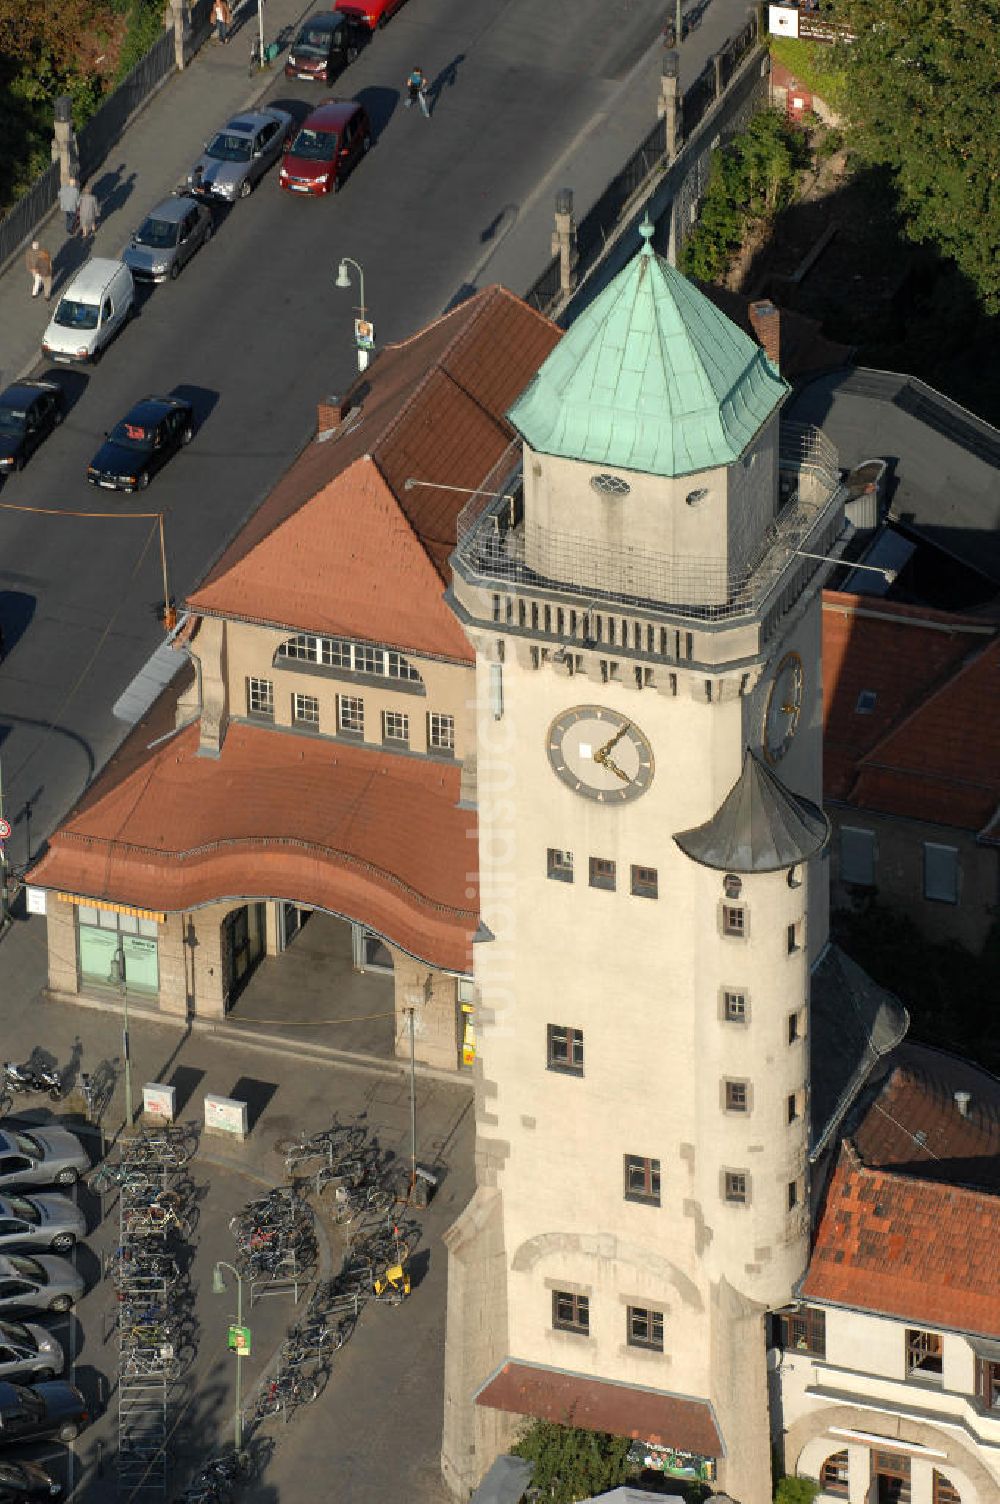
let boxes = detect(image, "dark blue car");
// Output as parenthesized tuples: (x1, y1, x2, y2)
(0, 383, 65, 476)
(0, 1379, 88, 1445)
(87, 395, 194, 493)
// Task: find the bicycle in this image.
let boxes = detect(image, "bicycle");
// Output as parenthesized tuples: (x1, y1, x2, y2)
(123, 1202, 191, 1238)
(253, 1368, 320, 1420)
(248, 35, 281, 77)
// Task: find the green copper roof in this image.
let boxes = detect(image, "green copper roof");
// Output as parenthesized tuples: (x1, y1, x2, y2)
(508, 222, 789, 478)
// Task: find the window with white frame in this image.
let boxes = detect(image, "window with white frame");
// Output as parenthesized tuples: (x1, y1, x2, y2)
(247, 677, 273, 718)
(428, 713, 455, 752)
(276, 634, 422, 683)
(337, 695, 364, 736)
(547, 849, 574, 883)
(924, 843, 959, 904)
(292, 693, 319, 729)
(382, 710, 409, 745)
(723, 990, 747, 1023)
(840, 826, 876, 886)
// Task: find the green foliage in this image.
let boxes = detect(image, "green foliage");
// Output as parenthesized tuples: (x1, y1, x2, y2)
(680, 110, 810, 283)
(774, 1479, 819, 1504)
(115, 0, 166, 81)
(831, 0, 1000, 312)
(511, 1421, 632, 1504)
(768, 35, 851, 115)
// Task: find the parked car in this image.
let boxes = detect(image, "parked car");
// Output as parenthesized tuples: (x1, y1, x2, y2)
(87, 396, 195, 493)
(40, 259, 134, 365)
(0, 1381, 88, 1447)
(285, 12, 367, 81)
(335, 0, 407, 29)
(123, 195, 214, 284)
(0, 1129, 88, 1191)
(279, 101, 372, 196)
(0, 1196, 85, 1256)
(0, 1322, 63, 1385)
(0, 383, 65, 476)
(0, 1458, 62, 1500)
(0, 1256, 83, 1317)
(187, 108, 294, 201)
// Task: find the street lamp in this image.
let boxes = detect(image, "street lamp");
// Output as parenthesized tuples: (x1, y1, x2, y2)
(335, 256, 372, 372)
(109, 943, 133, 1127)
(213, 1261, 245, 1456)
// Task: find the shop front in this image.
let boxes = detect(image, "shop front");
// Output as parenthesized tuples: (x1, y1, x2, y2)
(70, 897, 163, 1000)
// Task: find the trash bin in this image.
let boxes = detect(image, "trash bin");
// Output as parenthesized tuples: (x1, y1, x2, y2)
(412, 1165, 438, 1208)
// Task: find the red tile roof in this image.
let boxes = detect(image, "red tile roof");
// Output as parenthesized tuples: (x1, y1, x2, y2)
(475, 1362, 723, 1458)
(822, 592, 1000, 834)
(801, 1142, 1000, 1337)
(188, 285, 561, 640)
(28, 681, 478, 973)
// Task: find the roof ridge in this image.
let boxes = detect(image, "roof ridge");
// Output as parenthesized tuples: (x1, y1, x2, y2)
(856, 634, 1000, 774)
(823, 589, 998, 631)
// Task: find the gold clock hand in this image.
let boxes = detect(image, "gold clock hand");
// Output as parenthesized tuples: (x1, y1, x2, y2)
(596, 722, 631, 760)
(603, 756, 630, 783)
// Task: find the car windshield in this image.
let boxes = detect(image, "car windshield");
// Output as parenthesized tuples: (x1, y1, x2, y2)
(206, 132, 252, 162)
(4, 1199, 38, 1225)
(0, 409, 26, 435)
(6, 1256, 43, 1283)
(135, 217, 178, 249)
(289, 128, 337, 160)
(53, 299, 99, 331)
(109, 419, 155, 451)
(294, 27, 335, 54)
(0, 1323, 30, 1346)
(10, 1135, 40, 1161)
(10, 1386, 43, 1417)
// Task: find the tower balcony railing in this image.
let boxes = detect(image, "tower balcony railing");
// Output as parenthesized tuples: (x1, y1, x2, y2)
(452, 423, 847, 635)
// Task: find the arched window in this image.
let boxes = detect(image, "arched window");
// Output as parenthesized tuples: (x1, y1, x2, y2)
(933, 1473, 961, 1504)
(819, 1450, 848, 1498)
(275, 634, 423, 685)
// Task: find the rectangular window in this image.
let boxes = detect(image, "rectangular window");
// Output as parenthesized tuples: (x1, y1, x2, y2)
(724, 1079, 749, 1113)
(547, 849, 574, 883)
(627, 1305, 664, 1352)
(589, 857, 616, 891)
(773, 1304, 826, 1358)
(723, 904, 745, 937)
(552, 1290, 589, 1335)
(924, 843, 959, 904)
(787, 921, 801, 954)
(337, 694, 364, 736)
(906, 1328, 943, 1379)
(787, 1179, 798, 1211)
(292, 692, 319, 729)
(723, 990, 747, 1022)
(724, 1170, 748, 1205)
(840, 826, 876, 886)
(382, 710, 409, 745)
(788, 1011, 801, 1045)
(547, 1025, 584, 1076)
(975, 1356, 1000, 1411)
(630, 865, 658, 899)
(428, 713, 455, 753)
(623, 1155, 661, 1206)
(247, 676, 274, 718)
(354, 643, 382, 676)
(787, 1092, 799, 1124)
(490, 662, 504, 720)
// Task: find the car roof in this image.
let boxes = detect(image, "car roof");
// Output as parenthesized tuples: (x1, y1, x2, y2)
(60, 258, 130, 300)
(224, 110, 285, 133)
(303, 99, 363, 130)
(141, 196, 198, 225)
(121, 396, 187, 425)
(0, 383, 56, 408)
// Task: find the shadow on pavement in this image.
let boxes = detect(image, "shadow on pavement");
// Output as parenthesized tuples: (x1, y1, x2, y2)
(92, 163, 138, 225)
(167, 1064, 206, 1116)
(228, 1077, 279, 1133)
(355, 85, 399, 136)
(429, 52, 466, 111)
(0, 589, 36, 654)
(170, 383, 220, 431)
(37, 365, 89, 417)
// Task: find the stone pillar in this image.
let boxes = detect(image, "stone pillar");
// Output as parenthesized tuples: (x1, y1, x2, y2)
(658, 52, 681, 159)
(193, 616, 229, 756)
(50, 96, 79, 188)
(45, 900, 79, 996)
(167, 0, 192, 69)
(550, 188, 578, 296)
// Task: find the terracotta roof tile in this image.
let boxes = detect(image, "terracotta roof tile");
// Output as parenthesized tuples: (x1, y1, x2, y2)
(28, 682, 478, 973)
(475, 1362, 723, 1458)
(801, 1144, 1000, 1336)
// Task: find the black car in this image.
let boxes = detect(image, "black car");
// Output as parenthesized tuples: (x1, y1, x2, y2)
(87, 396, 195, 493)
(0, 1380, 87, 1446)
(0, 1458, 61, 1500)
(284, 12, 367, 82)
(0, 383, 65, 475)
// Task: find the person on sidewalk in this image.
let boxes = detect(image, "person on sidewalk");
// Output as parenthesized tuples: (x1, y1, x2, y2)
(78, 182, 99, 240)
(59, 176, 80, 235)
(405, 67, 430, 118)
(212, 0, 232, 43)
(26, 242, 53, 301)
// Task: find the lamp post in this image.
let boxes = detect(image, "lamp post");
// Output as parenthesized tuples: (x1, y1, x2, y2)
(213, 1261, 245, 1456)
(335, 256, 372, 372)
(109, 943, 133, 1127)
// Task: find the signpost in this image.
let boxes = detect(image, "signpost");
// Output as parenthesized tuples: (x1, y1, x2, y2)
(228, 1325, 251, 1356)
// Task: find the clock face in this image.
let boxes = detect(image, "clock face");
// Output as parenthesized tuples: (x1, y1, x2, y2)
(763, 651, 805, 765)
(547, 705, 654, 802)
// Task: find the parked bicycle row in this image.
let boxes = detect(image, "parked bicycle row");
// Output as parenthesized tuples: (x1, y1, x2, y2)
(227, 1184, 316, 1285)
(275, 1112, 402, 1224)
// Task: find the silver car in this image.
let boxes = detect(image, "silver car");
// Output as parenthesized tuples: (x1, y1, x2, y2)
(0, 1255, 83, 1316)
(187, 108, 293, 201)
(123, 194, 214, 283)
(0, 1321, 63, 1383)
(0, 1196, 85, 1256)
(0, 1128, 89, 1190)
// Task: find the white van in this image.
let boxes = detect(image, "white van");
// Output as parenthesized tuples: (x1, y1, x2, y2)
(41, 259, 135, 364)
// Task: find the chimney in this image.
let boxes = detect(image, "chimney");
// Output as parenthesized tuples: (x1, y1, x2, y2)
(316, 394, 352, 435)
(749, 299, 781, 371)
(954, 1090, 972, 1117)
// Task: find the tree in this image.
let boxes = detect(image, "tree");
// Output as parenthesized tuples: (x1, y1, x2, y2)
(774, 1479, 819, 1504)
(832, 0, 1000, 311)
(511, 1421, 632, 1504)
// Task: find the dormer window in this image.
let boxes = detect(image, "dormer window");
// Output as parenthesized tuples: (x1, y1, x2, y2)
(590, 473, 630, 497)
(276, 634, 423, 685)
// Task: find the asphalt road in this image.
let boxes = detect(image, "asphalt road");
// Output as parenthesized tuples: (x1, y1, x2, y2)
(0, 0, 745, 874)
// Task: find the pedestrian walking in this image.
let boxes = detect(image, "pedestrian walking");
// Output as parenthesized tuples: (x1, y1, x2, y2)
(212, 0, 232, 43)
(78, 182, 99, 240)
(26, 242, 53, 301)
(405, 67, 430, 118)
(59, 176, 80, 235)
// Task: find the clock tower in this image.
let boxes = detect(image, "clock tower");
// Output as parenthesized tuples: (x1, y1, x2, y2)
(441, 224, 845, 1504)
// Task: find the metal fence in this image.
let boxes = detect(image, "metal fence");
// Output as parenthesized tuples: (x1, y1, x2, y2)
(78, 28, 176, 180)
(0, 162, 61, 270)
(575, 117, 667, 266)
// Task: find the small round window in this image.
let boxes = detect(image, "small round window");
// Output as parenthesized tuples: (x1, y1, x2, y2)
(686, 487, 710, 507)
(591, 473, 631, 497)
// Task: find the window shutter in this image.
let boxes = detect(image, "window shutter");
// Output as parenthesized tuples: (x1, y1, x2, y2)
(924, 843, 959, 903)
(840, 827, 875, 885)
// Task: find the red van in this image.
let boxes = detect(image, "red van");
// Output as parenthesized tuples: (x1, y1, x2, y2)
(278, 101, 372, 196)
